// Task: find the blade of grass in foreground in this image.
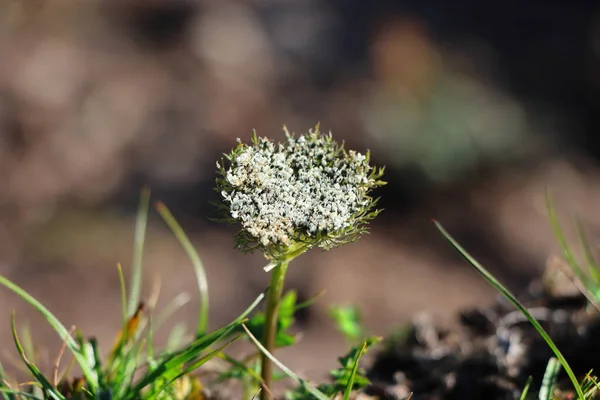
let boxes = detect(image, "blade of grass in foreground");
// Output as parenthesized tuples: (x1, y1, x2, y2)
(342, 341, 368, 400)
(11, 313, 64, 400)
(126, 319, 244, 399)
(546, 192, 594, 293)
(519, 376, 532, 400)
(117, 262, 128, 343)
(0, 389, 40, 400)
(242, 324, 330, 400)
(574, 217, 600, 287)
(539, 357, 561, 400)
(155, 201, 209, 337)
(0, 360, 16, 400)
(128, 187, 150, 316)
(153, 335, 242, 399)
(580, 371, 599, 397)
(433, 220, 585, 400)
(126, 292, 265, 400)
(0, 276, 99, 394)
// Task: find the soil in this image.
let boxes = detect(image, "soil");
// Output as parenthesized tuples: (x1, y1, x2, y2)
(362, 277, 600, 400)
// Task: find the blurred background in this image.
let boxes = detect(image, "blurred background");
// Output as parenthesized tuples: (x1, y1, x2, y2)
(1, 0, 600, 382)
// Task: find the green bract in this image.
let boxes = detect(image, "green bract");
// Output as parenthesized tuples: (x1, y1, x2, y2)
(215, 125, 385, 261)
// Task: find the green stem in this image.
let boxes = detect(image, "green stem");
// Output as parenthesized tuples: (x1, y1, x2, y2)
(260, 258, 289, 399)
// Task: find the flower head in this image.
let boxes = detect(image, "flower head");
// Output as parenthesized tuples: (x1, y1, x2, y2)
(215, 125, 385, 260)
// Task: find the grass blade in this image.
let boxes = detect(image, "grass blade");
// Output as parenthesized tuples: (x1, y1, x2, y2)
(117, 262, 128, 340)
(0, 389, 42, 400)
(546, 192, 593, 291)
(433, 220, 585, 400)
(19, 324, 35, 364)
(155, 201, 209, 337)
(330, 305, 365, 343)
(127, 320, 242, 398)
(129, 187, 150, 316)
(242, 324, 330, 400)
(343, 341, 368, 400)
(216, 352, 265, 386)
(126, 292, 264, 399)
(0, 360, 16, 400)
(581, 371, 599, 397)
(11, 313, 64, 400)
(0, 276, 98, 393)
(520, 376, 532, 400)
(539, 357, 561, 400)
(152, 335, 242, 399)
(574, 217, 600, 292)
(294, 290, 325, 311)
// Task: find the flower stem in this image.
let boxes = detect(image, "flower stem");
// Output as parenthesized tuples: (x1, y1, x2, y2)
(260, 258, 289, 399)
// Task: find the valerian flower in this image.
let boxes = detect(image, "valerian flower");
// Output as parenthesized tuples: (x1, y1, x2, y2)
(215, 125, 385, 261)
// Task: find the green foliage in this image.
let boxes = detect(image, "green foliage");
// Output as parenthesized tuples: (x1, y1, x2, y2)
(329, 305, 366, 344)
(519, 376, 532, 400)
(546, 191, 600, 307)
(285, 337, 380, 400)
(434, 220, 586, 399)
(155, 201, 210, 337)
(242, 325, 330, 400)
(538, 357, 561, 400)
(0, 190, 263, 400)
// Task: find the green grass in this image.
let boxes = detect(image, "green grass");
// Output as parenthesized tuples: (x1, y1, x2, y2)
(0, 191, 262, 400)
(433, 190, 600, 400)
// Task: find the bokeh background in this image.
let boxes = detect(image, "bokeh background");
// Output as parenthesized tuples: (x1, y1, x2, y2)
(2, 0, 600, 382)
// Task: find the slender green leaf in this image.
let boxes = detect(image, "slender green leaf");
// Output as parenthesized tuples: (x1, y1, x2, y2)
(581, 370, 599, 397)
(117, 262, 128, 343)
(127, 321, 237, 397)
(539, 357, 561, 400)
(0, 389, 42, 400)
(153, 335, 241, 399)
(146, 314, 155, 361)
(119, 338, 146, 400)
(434, 220, 585, 400)
(574, 217, 600, 293)
(216, 352, 265, 385)
(88, 338, 104, 385)
(129, 187, 150, 316)
(156, 201, 209, 337)
(330, 305, 365, 343)
(19, 323, 35, 364)
(11, 314, 64, 400)
(0, 360, 15, 400)
(294, 290, 325, 311)
(342, 341, 367, 400)
(127, 292, 264, 399)
(242, 324, 330, 400)
(546, 192, 594, 291)
(0, 276, 98, 393)
(76, 333, 98, 383)
(519, 376, 532, 400)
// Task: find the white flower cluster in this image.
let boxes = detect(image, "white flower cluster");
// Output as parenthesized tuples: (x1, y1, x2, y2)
(220, 129, 375, 249)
